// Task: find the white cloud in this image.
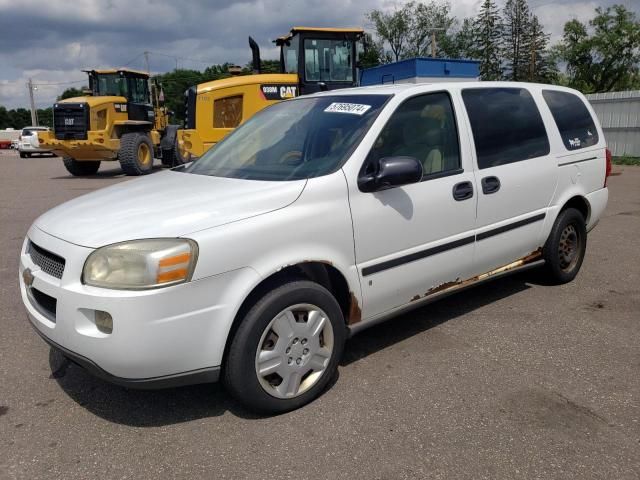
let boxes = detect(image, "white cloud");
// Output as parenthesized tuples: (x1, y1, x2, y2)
(0, 0, 637, 108)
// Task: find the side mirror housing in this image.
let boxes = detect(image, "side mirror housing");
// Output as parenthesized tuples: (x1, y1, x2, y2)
(358, 156, 423, 193)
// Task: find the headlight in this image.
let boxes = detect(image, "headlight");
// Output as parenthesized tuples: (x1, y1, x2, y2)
(83, 239, 198, 290)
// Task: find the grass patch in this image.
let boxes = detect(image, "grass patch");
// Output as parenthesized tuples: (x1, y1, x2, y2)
(613, 156, 640, 165)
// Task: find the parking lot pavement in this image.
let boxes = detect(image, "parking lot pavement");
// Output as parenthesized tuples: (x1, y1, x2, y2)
(0, 149, 638, 479)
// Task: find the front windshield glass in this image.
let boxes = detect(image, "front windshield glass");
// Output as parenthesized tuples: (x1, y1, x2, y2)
(184, 94, 391, 181)
(304, 39, 353, 82)
(93, 74, 128, 97)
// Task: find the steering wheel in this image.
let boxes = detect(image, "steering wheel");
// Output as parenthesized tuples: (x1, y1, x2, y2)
(278, 150, 303, 165)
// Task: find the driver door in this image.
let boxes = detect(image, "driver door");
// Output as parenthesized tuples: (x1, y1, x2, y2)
(348, 92, 478, 319)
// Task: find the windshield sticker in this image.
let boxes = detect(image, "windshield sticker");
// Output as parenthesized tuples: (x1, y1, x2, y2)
(324, 103, 372, 115)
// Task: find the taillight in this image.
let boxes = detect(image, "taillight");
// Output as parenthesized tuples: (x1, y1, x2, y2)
(604, 148, 612, 187)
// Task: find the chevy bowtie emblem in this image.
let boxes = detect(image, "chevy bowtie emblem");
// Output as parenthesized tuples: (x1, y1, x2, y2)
(22, 268, 34, 287)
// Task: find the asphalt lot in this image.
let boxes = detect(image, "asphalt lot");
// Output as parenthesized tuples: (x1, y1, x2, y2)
(0, 149, 638, 479)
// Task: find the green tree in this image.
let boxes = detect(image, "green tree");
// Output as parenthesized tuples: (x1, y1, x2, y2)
(37, 108, 53, 127)
(408, 1, 457, 58)
(441, 18, 477, 59)
(474, 0, 503, 80)
(0, 106, 9, 129)
(525, 15, 557, 83)
(556, 5, 640, 92)
(367, 3, 412, 62)
(502, 0, 531, 81)
(57, 87, 87, 101)
(358, 33, 384, 69)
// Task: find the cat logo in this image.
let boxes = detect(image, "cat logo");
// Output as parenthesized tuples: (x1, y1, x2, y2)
(261, 84, 299, 101)
(64, 118, 75, 126)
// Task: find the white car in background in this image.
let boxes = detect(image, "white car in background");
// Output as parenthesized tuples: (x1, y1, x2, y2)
(18, 126, 55, 158)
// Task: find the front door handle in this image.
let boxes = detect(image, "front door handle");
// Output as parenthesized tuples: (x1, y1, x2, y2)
(481, 176, 501, 194)
(452, 181, 474, 201)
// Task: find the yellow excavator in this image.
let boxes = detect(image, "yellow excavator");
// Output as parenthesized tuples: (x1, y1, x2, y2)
(38, 68, 180, 176)
(175, 27, 364, 162)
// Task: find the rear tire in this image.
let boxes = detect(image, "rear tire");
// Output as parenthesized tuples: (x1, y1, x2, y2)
(224, 280, 346, 415)
(19, 152, 26, 158)
(62, 157, 101, 176)
(541, 208, 587, 284)
(118, 132, 154, 175)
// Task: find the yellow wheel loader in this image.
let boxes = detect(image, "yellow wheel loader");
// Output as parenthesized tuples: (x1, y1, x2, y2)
(176, 27, 364, 162)
(39, 68, 180, 176)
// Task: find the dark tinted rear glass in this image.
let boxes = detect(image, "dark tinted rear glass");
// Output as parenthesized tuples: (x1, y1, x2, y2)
(542, 90, 599, 150)
(462, 88, 550, 169)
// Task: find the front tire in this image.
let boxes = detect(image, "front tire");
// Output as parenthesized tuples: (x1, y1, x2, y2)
(62, 157, 101, 176)
(118, 132, 154, 175)
(541, 208, 587, 284)
(224, 280, 346, 414)
(19, 152, 26, 158)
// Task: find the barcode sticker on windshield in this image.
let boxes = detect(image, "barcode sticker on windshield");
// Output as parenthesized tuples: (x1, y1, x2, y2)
(324, 103, 372, 115)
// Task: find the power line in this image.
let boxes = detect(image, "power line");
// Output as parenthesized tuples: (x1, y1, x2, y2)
(31, 79, 86, 86)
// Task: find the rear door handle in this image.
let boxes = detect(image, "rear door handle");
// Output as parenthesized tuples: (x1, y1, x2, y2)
(452, 181, 474, 201)
(481, 176, 501, 194)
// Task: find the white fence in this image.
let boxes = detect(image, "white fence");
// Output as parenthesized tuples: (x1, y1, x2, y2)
(586, 90, 640, 157)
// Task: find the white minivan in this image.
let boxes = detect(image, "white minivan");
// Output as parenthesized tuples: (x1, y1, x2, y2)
(20, 82, 610, 413)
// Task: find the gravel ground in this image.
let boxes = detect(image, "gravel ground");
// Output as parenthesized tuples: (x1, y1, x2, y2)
(1, 150, 638, 479)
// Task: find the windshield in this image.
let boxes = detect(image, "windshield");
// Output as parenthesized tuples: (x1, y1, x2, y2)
(304, 39, 353, 82)
(184, 94, 391, 181)
(93, 74, 128, 97)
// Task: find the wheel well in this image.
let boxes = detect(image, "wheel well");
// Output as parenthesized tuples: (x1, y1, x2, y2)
(561, 196, 590, 223)
(222, 262, 359, 366)
(113, 125, 151, 139)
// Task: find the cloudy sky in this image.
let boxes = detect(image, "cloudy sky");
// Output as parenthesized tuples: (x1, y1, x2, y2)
(0, 0, 637, 109)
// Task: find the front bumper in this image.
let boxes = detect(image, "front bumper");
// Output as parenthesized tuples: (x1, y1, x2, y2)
(38, 131, 119, 161)
(20, 226, 260, 387)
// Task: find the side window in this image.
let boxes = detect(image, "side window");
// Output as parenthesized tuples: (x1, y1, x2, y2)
(542, 90, 599, 150)
(366, 92, 461, 178)
(128, 77, 148, 103)
(462, 88, 550, 169)
(214, 95, 243, 128)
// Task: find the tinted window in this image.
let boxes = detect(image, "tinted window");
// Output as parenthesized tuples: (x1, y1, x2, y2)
(366, 92, 460, 178)
(128, 77, 149, 103)
(185, 94, 390, 181)
(214, 95, 243, 128)
(542, 90, 599, 150)
(94, 74, 128, 97)
(462, 88, 550, 169)
(304, 39, 353, 82)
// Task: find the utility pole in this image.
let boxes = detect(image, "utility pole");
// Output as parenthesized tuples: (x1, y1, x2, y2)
(144, 51, 150, 74)
(428, 28, 446, 58)
(27, 78, 38, 126)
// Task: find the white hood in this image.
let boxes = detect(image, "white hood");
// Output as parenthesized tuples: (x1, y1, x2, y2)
(35, 170, 306, 248)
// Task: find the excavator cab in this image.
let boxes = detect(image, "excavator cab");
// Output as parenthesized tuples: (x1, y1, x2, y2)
(274, 27, 363, 95)
(175, 26, 364, 162)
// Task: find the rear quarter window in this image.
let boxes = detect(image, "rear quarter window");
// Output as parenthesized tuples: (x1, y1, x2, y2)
(542, 90, 599, 150)
(462, 88, 550, 169)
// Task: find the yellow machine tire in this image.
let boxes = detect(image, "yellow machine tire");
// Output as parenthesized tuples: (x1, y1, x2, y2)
(118, 132, 155, 176)
(62, 157, 101, 176)
(174, 136, 192, 165)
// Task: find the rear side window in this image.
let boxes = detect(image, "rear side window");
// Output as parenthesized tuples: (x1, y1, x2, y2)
(542, 90, 599, 150)
(462, 88, 550, 169)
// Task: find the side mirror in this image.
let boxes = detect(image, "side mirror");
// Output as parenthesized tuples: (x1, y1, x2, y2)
(358, 156, 423, 193)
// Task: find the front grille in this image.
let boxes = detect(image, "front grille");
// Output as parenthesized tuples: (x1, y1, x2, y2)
(28, 242, 66, 279)
(30, 288, 57, 321)
(54, 102, 89, 140)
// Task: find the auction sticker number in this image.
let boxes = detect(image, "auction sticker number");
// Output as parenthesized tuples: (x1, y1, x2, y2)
(324, 103, 371, 115)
